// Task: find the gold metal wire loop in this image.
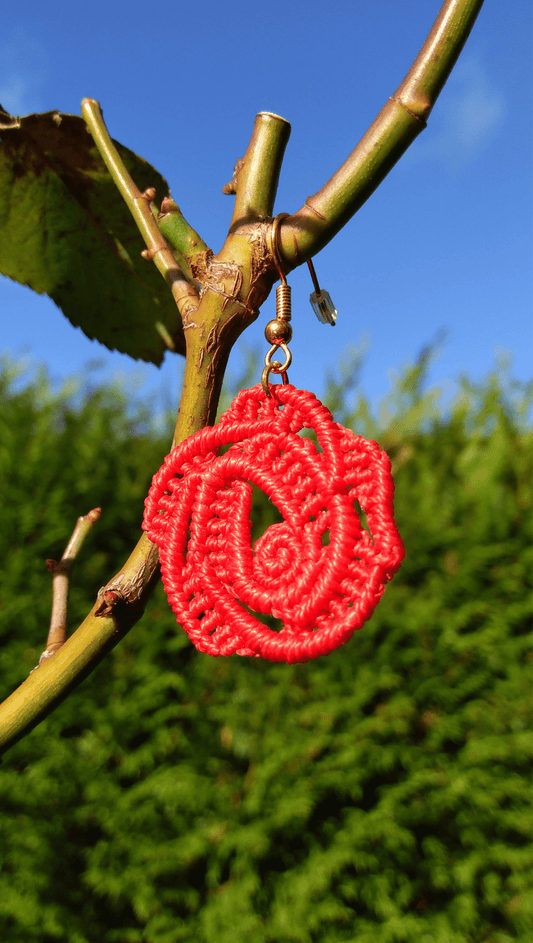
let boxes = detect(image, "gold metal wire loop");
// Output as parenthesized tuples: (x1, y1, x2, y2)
(261, 343, 292, 396)
(261, 364, 290, 396)
(262, 214, 292, 398)
(264, 343, 292, 374)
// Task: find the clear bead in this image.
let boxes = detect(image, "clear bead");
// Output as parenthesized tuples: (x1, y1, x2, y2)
(309, 289, 337, 325)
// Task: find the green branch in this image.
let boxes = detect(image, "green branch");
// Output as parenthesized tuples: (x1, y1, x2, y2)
(157, 198, 210, 282)
(228, 112, 291, 226)
(81, 98, 199, 319)
(278, 0, 486, 267)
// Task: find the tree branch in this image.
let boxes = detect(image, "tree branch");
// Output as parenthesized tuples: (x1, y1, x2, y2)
(0, 532, 161, 754)
(81, 98, 199, 320)
(34, 508, 102, 668)
(0, 116, 285, 757)
(228, 112, 291, 226)
(277, 0, 485, 267)
(157, 198, 210, 282)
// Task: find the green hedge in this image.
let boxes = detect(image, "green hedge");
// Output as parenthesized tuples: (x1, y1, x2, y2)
(0, 354, 531, 942)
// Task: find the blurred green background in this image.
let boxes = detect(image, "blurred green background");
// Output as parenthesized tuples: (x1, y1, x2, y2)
(0, 347, 531, 942)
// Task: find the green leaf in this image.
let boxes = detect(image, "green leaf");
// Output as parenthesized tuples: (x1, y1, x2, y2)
(0, 106, 185, 364)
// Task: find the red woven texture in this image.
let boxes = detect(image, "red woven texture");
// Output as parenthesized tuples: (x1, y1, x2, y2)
(143, 384, 404, 663)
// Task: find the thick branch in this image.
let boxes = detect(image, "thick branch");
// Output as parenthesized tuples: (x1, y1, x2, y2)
(278, 0, 485, 266)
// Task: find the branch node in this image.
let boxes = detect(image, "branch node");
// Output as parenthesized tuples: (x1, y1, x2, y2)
(389, 95, 427, 125)
(160, 196, 180, 215)
(94, 589, 120, 618)
(222, 158, 245, 195)
(86, 507, 102, 523)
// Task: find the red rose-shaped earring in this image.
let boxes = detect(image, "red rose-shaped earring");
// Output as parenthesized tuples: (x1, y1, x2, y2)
(143, 216, 404, 663)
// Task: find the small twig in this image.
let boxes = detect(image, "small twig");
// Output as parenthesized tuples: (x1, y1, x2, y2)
(228, 112, 291, 226)
(81, 98, 199, 321)
(32, 509, 101, 671)
(156, 197, 210, 280)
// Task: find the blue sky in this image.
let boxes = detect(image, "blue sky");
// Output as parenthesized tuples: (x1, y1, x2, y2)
(0, 0, 531, 416)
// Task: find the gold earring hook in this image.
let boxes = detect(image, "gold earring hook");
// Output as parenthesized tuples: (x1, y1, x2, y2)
(262, 214, 292, 397)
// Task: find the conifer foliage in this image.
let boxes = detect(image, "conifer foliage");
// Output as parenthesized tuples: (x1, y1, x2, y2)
(0, 354, 531, 942)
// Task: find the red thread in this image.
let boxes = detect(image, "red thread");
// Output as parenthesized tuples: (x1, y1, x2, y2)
(143, 384, 404, 663)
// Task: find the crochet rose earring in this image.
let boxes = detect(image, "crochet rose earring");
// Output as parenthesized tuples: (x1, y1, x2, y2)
(143, 216, 404, 663)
